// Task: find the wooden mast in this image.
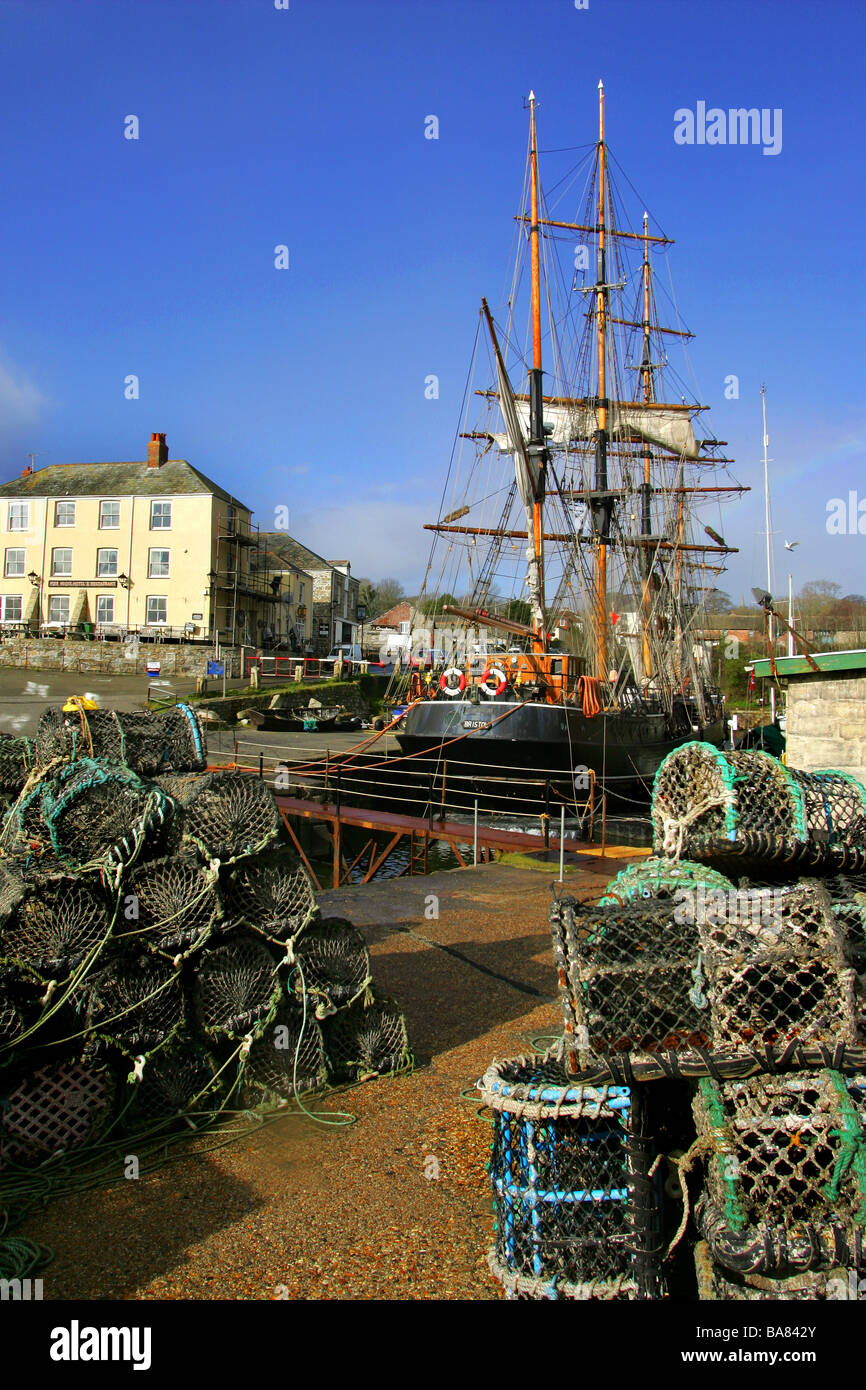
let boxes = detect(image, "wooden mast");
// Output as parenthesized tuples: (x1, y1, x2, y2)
(527, 90, 547, 655)
(640, 211, 654, 683)
(592, 79, 609, 679)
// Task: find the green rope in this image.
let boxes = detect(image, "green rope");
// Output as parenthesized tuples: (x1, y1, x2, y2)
(0, 1236, 53, 1280)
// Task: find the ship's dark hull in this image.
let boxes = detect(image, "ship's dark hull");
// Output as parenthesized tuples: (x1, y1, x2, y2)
(395, 698, 725, 804)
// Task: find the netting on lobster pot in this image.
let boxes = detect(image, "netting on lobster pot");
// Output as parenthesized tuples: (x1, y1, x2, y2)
(120, 857, 220, 957)
(192, 933, 283, 1039)
(0, 863, 110, 979)
(698, 880, 857, 1049)
(598, 857, 734, 908)
(550, 891, 709, 1071)
(8, 759, 171, 872)
(223, 849, 318, 942)
(34, 703, 207, 776)
(693, 1070, 866, 1278)
(0, 994, 25, 1051)
(168, 772, 281, 862)
(128, 1040, 222, 1127)
(0, 1057, 114, 1169)
(479, 1057, 662, 1300)
(241, 1005, 328, 1102)
(322, 993, 410, 1080)
(694, 1241, 847, 1301)
(292, 917, 371, 1015)
(651, 742, 807, 861)
(827, 874, 866, 969)
(84, 951, 184, 1056)
(0, 732, 34, 797)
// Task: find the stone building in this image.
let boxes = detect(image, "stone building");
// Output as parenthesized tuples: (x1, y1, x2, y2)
(256, 534, 359, 655)
(751, 649, 866, 783)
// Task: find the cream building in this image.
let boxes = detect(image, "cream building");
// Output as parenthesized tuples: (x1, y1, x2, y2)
(0, 433, 287, 645)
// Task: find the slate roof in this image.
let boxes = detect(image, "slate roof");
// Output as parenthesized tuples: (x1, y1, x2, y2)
(256, 533, 335, 574)
(0, 460, 250, 510)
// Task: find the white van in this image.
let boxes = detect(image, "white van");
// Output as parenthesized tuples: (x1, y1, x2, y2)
(322, 643, 363, 668)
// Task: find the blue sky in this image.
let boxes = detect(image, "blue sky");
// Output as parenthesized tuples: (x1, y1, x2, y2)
(1, 0, 864, 601)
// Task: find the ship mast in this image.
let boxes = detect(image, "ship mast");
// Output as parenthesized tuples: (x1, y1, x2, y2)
(527, 91, 547, 654)
(640, 211, 653, 683)
(592, 79, 610, 678)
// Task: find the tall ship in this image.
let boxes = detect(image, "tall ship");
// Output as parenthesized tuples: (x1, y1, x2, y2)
(394, 85, 747, 805)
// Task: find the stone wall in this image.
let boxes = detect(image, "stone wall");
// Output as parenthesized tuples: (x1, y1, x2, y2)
(785, 672, 866, 781)
(197, 680, 370, 725)
(0, 637, 244, 678)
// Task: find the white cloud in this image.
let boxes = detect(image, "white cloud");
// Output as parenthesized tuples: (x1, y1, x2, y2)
(0, 353, 47, 444)
(292, 499, 435, 588)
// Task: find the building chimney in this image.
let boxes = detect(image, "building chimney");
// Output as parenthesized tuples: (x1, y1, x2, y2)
(20, 464, 31, 477)
(147, 432, 168, 468)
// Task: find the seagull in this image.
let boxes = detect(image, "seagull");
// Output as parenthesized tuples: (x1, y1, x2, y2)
(784, 540, 800, 551)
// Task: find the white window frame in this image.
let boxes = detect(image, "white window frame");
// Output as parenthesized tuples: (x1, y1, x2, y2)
(4, 549, 25, 578)
(51, 548, 73, 577)
(99, 500, 120, 530)
(150, 501, 172, 530)
(8, 502, 29, 533)
(96, 594, 115, 625)
(146, 595, 168, 625)
(47, 595, 70, 625)
(55, 501, 76, 528)
(0, 594, 23, 623)
(97, 548, 118, 577)
(148, 548, 170, 578)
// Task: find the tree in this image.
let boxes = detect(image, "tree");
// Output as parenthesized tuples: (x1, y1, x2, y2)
(357, 578, 378, 613)
(372, 577, 406, 615)
(418, 591, 460, 617)
(798, 580, 841, 612)
(502, 597, 532, 624)
(702, 589, 733, 615)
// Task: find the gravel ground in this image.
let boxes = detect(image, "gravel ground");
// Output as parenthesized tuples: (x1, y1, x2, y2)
(14, 855, 639, 1302)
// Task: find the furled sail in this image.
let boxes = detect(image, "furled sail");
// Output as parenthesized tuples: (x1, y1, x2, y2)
(493, 365, 544, 622)
(492, 399, 701, 460)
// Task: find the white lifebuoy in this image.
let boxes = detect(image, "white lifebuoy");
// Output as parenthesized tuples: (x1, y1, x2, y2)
(479, 666, 508, 698)
(440, 667, 467, 697)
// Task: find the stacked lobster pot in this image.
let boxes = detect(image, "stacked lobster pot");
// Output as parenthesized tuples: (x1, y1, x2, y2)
(497, 741, 866, 1301)
(0, 704, 410, 1178)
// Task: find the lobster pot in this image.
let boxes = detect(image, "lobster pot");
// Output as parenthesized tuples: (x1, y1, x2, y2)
(0, 1058, 113, 1169)
(224, 849, 318, 943)
(322, 993, 410, 1081)
(550, 894, 708, 1071)
(0, 732, 34, 796)
(598, 857, 734, 908)
(479, 1058, 662, 1300)
(0, 864, 109, 978)
(292, 918, 371, 1015)
(84, 952, 184, 1056)
(693, 1071, 866, 1278)
(827, 873, 866, 1037)
(120, 857, 220, 957)
(192, 933, 283, 1039)
(0, 994, 25, 1051)
(34, 703, 206, 776)
(129, 1041, 222, 1127)
(698, 881, 858, 1048)
(166, 772, 281, 862)
(651, 742, 866, 872)
(242, 1005, 328, 1101)
(9, 759, 171, 872)
(694, 1242, 847, 1301)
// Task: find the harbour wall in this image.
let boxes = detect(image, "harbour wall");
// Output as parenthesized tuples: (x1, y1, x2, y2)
(785, 672, 866, 782)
